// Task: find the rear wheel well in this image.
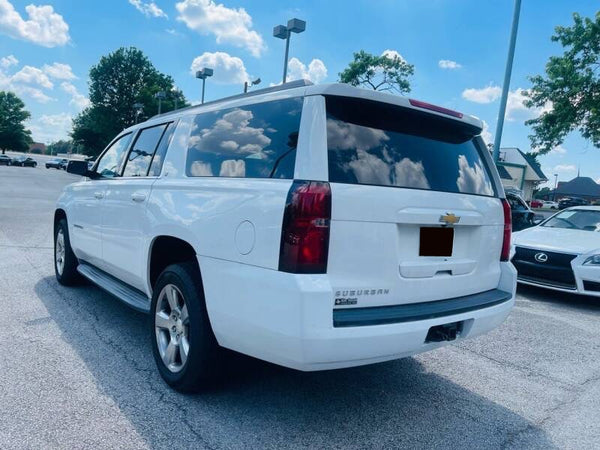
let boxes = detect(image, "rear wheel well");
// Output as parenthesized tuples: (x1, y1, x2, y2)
(149, 236, 198, 289)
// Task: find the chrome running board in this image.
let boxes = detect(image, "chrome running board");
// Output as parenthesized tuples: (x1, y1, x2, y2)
(77, 262, 151, 313)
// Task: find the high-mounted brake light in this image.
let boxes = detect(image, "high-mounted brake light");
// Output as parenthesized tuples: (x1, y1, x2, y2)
(279, 180, 331, 274)
(501, 199, 512, 261)
(409, 99, 464, 118)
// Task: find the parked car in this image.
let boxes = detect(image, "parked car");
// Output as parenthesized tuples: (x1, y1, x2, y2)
(11, 156, 37, 167)
(512, 206, 600, 296)
(530, 199, 543, 208)
(542, 200, 559, 209)
(55, 81, 516, 392)
(0, 154, 12, 166)
(559, 197, 588, 209)
(46, 158, 68, 169)
(506, 192, 535, 230)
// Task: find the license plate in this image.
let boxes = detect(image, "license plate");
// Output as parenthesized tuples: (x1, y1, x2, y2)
(419, 227, 454, 257)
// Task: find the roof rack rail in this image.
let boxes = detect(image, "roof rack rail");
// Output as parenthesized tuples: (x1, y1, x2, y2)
(151, 79, 313, 120)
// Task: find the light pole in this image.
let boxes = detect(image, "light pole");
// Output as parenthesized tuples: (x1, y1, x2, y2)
(273, 18, 306, 84)
(171, 87, 181, 110)
(133, 102, 144, 124)
(155, 91, 166, 115)
(196, 68, 213, 104)
(244, 78, 261, 93)
(553, 173, 558, 201)
(493, 0, 522, 162)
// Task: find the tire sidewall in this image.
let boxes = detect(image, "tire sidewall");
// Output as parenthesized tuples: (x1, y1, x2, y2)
(54, 218, 80, 285)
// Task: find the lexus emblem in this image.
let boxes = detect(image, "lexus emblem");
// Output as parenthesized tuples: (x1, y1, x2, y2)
(534, 252, 548, 263)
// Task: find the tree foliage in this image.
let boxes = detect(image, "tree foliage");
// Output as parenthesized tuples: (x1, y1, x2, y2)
(525, 12, 600, 154)
(0, 91, 32, 154)
(339, 50, 414, 94)
(47, 140, 74, 156)
(71, 47, 187, 156)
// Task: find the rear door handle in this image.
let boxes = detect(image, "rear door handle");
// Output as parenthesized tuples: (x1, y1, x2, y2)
(94, 191, 104, 199)
(131, 193, 146, 203)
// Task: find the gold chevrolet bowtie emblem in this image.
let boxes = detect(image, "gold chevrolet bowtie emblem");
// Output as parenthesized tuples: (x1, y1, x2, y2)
(439, 213, 460, 225)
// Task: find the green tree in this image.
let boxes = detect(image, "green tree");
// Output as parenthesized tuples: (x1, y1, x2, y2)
(339, 50, 414, 94)
(72, 47, 187, 156)
(525, 12, 600, 154)
(47, 140, 73, 156)
(0, 91, 32, 154)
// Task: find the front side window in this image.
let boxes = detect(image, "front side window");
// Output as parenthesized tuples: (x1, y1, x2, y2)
(325, 96, 496, 197)
(186, 98, 302, 179)
(123, 124, 168, 177)
(542, 209, 600, 232)
(95, 133, 133, 178)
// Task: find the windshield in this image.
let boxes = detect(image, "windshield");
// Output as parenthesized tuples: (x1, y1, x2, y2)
(542, 209, 600, 232)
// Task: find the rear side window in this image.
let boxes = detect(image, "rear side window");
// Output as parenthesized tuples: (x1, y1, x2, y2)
(148, 122, 176, 177)
(123, 124, 168, 177)
(185, 98, 302, 179)
(325, 96, 496, 197)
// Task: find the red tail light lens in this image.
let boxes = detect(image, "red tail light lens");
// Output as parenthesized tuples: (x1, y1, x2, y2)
(409, 99, 464, 118)
(279, 180, 331, 273)
(501, 198, 512, 261)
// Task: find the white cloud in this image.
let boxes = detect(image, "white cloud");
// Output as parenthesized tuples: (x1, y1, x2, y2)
(128, 0, 167, 18)
(27, 113, 72, 143)
(554, 164, 576, 172)
(190, 51, 249, 84)
(11, 65, 53, 89)
(43, 62, 76, 80)
(61, 82, 90, 110)
(287, 57, 327, 84)
(551, 145, 567, 155)
(176, 0, 265, 57)
(462, 85, 502, 103)
(480, 120, 493, 145)
(0, 0, 70, 47)
(505, 87, 553, 122)
(0, 54, 18, 68)
(439, 59, 462, 69)
(381, 49, 405, 62)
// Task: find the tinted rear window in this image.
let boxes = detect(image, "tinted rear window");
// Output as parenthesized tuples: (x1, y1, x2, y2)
(325, 96, 495, 196)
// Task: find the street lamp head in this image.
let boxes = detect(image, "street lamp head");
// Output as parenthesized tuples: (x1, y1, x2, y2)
(154, 91, 166, 100)
(133, 102, 144, 110)
(195, 68, 214, 79)
(273, 24, 288, 39)
(251, 77, 261, 86)
(287, 18, 306, 33)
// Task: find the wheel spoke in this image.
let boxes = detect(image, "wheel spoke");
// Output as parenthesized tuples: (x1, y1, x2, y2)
(180, 304, 189, 325)
(179, 336, 189, 366)
(166, 285, 179, 312)
(155, 311, 171, 330)
(163, 341, 178, 366)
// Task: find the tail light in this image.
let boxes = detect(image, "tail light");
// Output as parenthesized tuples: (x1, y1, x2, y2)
(279, 180, 331, 273)
(501, 198, 512, 261)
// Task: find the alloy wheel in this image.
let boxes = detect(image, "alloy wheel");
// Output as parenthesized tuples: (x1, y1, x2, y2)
(55, 229, 65, 276)
(155, 284, 190, 373)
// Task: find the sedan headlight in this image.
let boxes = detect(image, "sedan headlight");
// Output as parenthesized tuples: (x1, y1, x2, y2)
(583, 255, 600, 265)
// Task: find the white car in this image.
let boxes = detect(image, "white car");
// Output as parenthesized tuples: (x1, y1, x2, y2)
(512, 206, 600, 296)
(55, 80, 516, 392)
(542, 200, 559, 209)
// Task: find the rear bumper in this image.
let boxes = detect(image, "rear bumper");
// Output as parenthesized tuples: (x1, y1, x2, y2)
(200, 257, 517, 371)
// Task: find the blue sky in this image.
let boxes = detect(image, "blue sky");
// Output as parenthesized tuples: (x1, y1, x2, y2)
(0, 0, 598, 186)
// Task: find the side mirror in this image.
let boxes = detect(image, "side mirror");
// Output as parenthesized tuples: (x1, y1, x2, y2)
(67, 160, 92, 177)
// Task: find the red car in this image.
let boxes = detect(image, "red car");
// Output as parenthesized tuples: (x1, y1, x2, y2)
(530, 199, 543, 208)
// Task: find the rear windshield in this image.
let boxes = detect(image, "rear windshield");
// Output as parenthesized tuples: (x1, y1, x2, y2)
(325, 96, 496, 197)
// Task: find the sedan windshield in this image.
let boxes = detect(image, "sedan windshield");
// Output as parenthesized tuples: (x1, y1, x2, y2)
(542, 209, 600, 232)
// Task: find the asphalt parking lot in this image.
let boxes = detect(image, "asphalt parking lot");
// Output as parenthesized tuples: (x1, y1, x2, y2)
(0, 162, 599, 449)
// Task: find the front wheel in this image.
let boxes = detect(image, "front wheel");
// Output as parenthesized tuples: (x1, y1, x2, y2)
(54, 218, 82, 285)
(150, 262, 221, 392)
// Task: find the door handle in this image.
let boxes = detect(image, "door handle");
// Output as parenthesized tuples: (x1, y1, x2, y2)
(94, 191, 104, 199)
(131, 193, 147, 203)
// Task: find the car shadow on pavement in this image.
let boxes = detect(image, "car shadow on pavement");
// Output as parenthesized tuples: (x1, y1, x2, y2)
(35, 277, 555, 449)
(517, 284, 600, 312)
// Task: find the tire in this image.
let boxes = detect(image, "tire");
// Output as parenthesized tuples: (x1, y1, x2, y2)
(54, 218, 82, 285)
(150, 262, 221, 392)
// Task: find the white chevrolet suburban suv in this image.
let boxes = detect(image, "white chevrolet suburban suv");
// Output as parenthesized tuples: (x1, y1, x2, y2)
(55, 80, 516, 392)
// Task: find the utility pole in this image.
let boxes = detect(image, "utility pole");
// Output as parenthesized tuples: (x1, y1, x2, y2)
(493, 0, 522, 162)
(155, 91, 166, 115)
(273, 19, 306, 84)
(196, 68, 213, 104)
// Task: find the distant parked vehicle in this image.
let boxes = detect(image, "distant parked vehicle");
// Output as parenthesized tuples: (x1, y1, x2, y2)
(507, 192, 535, 230)
(11, 156, 37, 167)
(0, 154, 12, 166)
(530, 199, 543, 208)
(46, 158, 68, 169)
(542, 200, 559, 209)
(559, 197, 588, 209)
